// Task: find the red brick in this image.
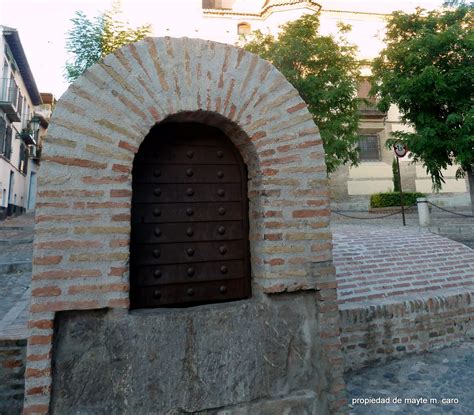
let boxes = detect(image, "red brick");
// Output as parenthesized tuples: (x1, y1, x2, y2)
(87, 201, 131, 209)
(112, 164, 131, 173)
(28, 320, 54, 330)
(26, 386, 51, 396)
(29, 335, 53, 346)
(42, 155, 107, 169)
(108, 298, 130, 308)
(293, 209, 330, 218)
(110, 189, 132, 197)
(25, 367, 51, 378)
(109, 239, 130, 248)
(3, 359, 23, 368)
(81, 175, 129, 184)
(33, 256, 62, 265)
(260, 149, 275, 157)
(262, 168, 279, 176)
(298, 127, 319, 137)
(30, 300, 100, 313)
(306, 200, 327, 207)
(31, 287, 61, 297)
(264, 233, 282, 241)
(264, 258, 285, 266)
(112, 213, 131, 221)
(36, 202, 69, 208)
(148, 106, 161, 120)
(108, 266, 127, 276)
(277, 141, 322, 153)
(27, 353, 51, 362)
(68, 283, 128, 295)
(118, 140, 138, 153)
(287, 102, 306, 113)
(264, 210, 282, 218)
(38, 190, 104, 198)
(263, 221, 285, 229)
(261, 155, 301, 167)
(35, 240, 103, 250)
(36, 214, 99, 223)
(33, 269, 101, 281)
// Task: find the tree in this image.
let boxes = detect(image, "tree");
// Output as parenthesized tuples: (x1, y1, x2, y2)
(65, 1, 152, 82)
(243, 14, 361, 173)
(371, 6, 474, 211)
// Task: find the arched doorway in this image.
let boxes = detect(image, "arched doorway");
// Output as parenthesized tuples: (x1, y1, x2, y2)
(130, 122, 251, 308)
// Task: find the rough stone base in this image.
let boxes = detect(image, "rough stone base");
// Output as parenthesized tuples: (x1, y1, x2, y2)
(51, 294, 328, 414)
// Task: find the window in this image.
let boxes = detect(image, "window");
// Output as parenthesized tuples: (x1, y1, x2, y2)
(202, 0, 235, 9)
(19, 142, 28, 174)
(0, 117, 5, 154)
(4, 125, 12, 160)
(358, 135, 380, 161)
(237, 22, 251, 36)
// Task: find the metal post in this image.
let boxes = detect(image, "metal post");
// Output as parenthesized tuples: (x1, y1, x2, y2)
(417, 197, 430, 226)
(397, 156, 406, 226)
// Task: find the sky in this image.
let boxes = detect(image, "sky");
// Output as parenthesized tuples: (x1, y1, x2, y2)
(1, 0, 443, 101)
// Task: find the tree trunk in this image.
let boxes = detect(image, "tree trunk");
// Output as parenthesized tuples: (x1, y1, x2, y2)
(467, 165, 474, 215)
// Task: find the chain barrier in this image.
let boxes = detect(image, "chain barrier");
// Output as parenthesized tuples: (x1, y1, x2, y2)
(331, 203, 417, 220)
(426, 201, 474, 218)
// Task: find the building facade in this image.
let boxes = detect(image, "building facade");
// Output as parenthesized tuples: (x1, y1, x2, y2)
(194, 0, 470, 209)
(0, 26, 46, 220)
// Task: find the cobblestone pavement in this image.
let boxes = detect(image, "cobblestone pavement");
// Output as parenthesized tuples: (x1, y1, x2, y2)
(346, 341, 474, 414)
(0, 214, 34, 339)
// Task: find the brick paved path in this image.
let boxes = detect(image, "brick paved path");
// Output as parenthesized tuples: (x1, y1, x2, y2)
(332, 225, 474, 305)
(346, 341, 474, 414)
(331, 208, 474, 249)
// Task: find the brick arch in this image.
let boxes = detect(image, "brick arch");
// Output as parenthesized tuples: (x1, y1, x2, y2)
(25, 38, 338, 413)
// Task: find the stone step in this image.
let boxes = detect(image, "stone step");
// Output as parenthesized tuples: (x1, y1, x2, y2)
(0, 262, 32, 275)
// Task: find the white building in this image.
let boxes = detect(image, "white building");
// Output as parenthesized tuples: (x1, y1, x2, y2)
(0, 26, 45, 220)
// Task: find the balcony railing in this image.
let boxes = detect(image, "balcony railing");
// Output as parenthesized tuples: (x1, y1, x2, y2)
(0, 78, 21, 122)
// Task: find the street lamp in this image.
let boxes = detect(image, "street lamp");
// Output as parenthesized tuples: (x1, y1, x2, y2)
(29, 116, 41, 135)
(18, 115, 41, 145)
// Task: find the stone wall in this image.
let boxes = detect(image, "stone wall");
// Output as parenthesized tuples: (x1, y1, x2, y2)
(25, 38, 345, 414)
(0, 339, 26, 414)
(340, 292, 474, 372)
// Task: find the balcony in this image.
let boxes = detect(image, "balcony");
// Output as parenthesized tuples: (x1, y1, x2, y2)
(0, 78, 21, 122)
(18, 129, 37, 145)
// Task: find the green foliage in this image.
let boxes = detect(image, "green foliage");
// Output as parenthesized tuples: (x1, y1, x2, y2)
(370, 192, 425, 208)
(371, 6, 474, 193)
(64, 12, 104, 82)
(243, 14, 361, 173)
(65, 1, 152, 82)
(392, 158, 401, 192)
(443, 0, 473, 7)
